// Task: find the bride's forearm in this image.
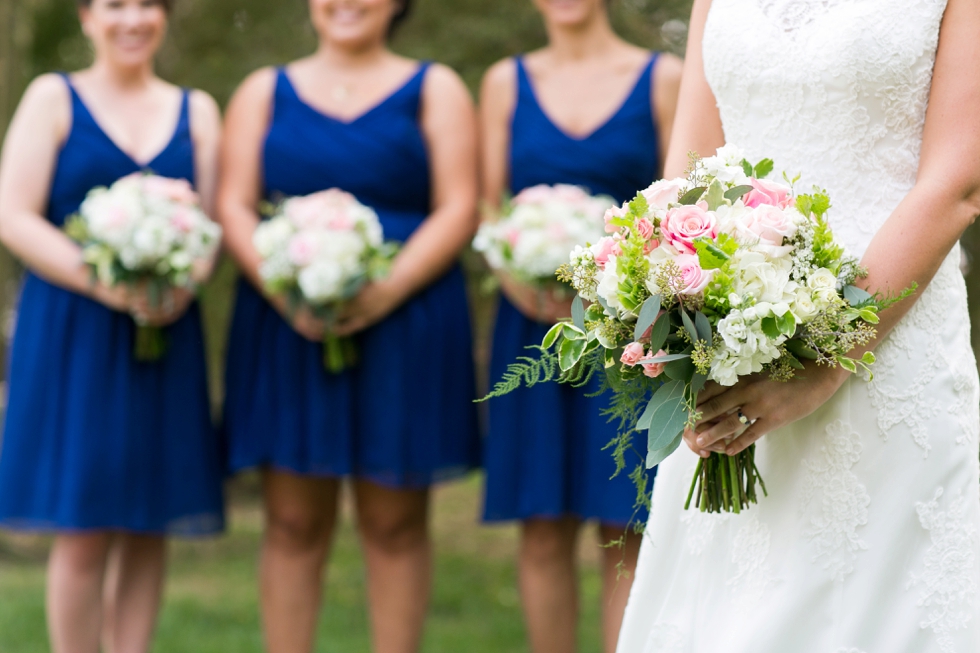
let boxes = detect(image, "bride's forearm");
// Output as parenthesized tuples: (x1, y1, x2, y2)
(856, 178, 980, 346)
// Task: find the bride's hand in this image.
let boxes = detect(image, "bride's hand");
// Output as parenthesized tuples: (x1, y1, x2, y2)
(689, 362, 850, 456)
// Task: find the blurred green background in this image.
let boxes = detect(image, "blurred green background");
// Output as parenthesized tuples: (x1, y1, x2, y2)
(0, 1, 694, 651)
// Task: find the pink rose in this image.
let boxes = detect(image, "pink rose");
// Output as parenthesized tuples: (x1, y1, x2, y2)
(620, 342, 647, 366)
(738, 205, 797, 246)
(640, 349, 669, 378)
(660, 205, 718, 254)
(287, 232, 320, 267)
(603, 204, 629, 234)
(635, 217, 654, 240)
(326, 209, 355, 231)
(743, 178, 793, 209)
(611, 241, 624, 258)
(592, 237, 618, 269)
(513, 184, 554, 205)
(551, 184, 589, 204)
(643, 239, 660, 255)
(675, 253, 715, 295)
(170, 208, 196, 233)
(641, 179, 685, 210)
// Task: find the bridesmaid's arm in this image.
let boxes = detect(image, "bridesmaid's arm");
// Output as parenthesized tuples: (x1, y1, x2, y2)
(334, 64, 479, 336)
(694, 0, 980, 456)
(651, 53, 684, 176)
(216, 68, 325, 342)
(0, 74, 128, 311)
(476, 59, 570, 325)
(661, 0, 724, 179)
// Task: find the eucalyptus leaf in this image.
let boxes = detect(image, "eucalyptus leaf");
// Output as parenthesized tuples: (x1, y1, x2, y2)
(634, 295, 662, 341)
(844, 285, 873, 305)
(571, 295, 586, 331)
(596, 295, 613, 316)
(542, 322, 564, 349)
(691, 372, 708, 396)
(679, 186, 707, 205)
(646, 432, 683, 468)
(694, 311, 713, 346)
(706, 180, 726, 211)
(786, 354, 805, 370)
(724, 184, 754, 202)
(558, 337, 586, 372)
(648, 313, 671, 353)
(635, 379, 683, 431)
(680, 310, 699, 343)
(665, 348, 696, 382)
(645, 352, 692, 363)
(648, 392, 689, 450)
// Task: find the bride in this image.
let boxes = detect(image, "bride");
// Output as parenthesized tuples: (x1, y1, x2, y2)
(617, 0, 980, 651)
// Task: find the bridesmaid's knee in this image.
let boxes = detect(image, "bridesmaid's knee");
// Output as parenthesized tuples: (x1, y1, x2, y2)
(265, 506, 334, 554)
(356, 503, 428, 556)
(521, 518, 579, 565)
(51, 533, 112, 574)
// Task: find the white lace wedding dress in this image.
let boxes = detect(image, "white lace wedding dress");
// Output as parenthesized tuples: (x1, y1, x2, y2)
(616, 1, 980, 652)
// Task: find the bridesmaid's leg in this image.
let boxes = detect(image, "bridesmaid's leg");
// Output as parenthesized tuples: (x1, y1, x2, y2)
(101, 533, 167, 653)
(519, 517, 581, 653)
(597, 525, 641, 653)
(47, 532, 112, 653)
(260, 470, 340, 653)
(353, 480, 431, 653)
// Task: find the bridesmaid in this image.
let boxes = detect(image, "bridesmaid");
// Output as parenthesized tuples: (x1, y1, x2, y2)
(0, 0, 224, 651)
(480, 1, 682, 652)
(218, 0, 480, 650)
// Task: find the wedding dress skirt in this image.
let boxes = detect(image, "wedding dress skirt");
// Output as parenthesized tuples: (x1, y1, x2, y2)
(617, 1, 980, 651)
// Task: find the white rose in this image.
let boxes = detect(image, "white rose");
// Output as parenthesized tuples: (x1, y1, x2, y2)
(253, 218, 295, 259)
(595, 261, 622, 310)
(732, 251, 795, 304)
(792, 288, 818, 320)
(298, 261, 345, 304)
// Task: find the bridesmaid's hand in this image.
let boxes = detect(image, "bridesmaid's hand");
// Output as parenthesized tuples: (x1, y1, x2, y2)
(688, 363, 849, 457)
(332, 281, 404, 337)
(268, 295, 326, 342)
(88, 282, 131, 313)
(498, 272, 572, 325)
(128, 287, 195, 327)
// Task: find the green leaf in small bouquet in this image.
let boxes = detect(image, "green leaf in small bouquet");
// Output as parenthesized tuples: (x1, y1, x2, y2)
(776, 311, 797, 336)
(785, 354, 806, 370)
(740, 159, 754, 178)
(843, 284, 874, 306)
(558, 336, 587, 372)
(64, 215, 91, 242)
(634, 294, 662, 341)
(679, 186, 707, 205)
(628, 192, 649, 217)
(693, 234, 736, 270)
(706, 180, 727, 211)
(861, 351, 876, 365)
(561, 323, 587, 341)
(838, 356, 858, 373)
(647, 433, 683, 468)
(754, 158, 775, 178)
(724, 185, 755, 203)
(857, 308, 880, 324)
(786, 338, 819, 360)
(694, 311, 713, 346)
(571, 295, 586, 331)
(761, 316, 782, 340)
(542, 321, 565, 349)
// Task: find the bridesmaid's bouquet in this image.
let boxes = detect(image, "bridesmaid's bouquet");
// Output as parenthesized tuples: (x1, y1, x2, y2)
(65, 172, 222, 361)
(473, 184, 611, 291)
(253, 189, 397, 373)
(485, 145, 913, 514)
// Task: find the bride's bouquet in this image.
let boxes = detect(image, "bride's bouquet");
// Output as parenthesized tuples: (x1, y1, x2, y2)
(65, 172, 222, 361)
(253, 188, 397, 373)
(473, 184, 611, 291)
(485, 145, 912, 513)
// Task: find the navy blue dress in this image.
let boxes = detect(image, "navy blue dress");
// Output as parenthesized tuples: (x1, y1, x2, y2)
(483, 55, 661, 526)
(0, 76, 225, 536)
(223, 65, 480, 487)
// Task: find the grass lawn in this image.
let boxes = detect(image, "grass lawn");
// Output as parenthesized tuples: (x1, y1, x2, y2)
(0, 473, 613, 652)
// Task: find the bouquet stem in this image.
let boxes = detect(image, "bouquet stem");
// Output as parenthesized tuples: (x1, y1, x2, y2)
(134, 324, 167, 362)
(323, 333, 358, 373)
(684, 445, 766, 513)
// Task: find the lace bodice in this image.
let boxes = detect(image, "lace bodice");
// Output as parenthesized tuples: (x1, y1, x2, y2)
(703, 0, 947, 257)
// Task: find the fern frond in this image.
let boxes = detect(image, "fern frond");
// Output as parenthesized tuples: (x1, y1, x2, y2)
(478, 347, 560, 401)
